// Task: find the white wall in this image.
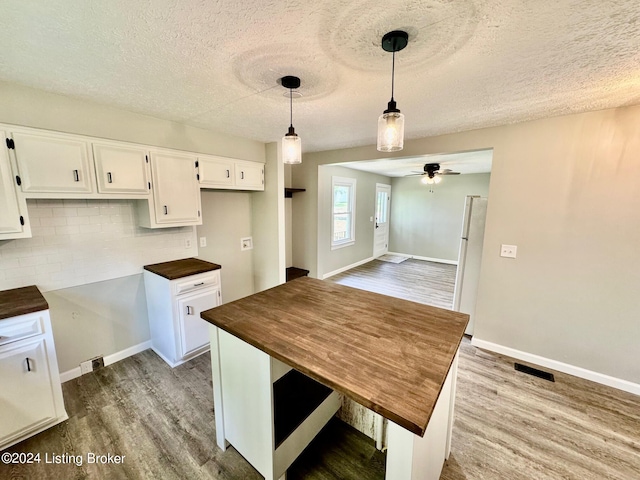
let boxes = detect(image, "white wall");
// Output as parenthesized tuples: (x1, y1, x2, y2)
(294, 104, 640, 386)
(318, 165, 391, 277)
(0, 82, 265, 374)
(197, 190, 255, 303)
(251, 142, 285, 291)
(389, 173, 491, 261)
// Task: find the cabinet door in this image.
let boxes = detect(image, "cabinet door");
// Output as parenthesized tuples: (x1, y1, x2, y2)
(0, 337, 56, 445)
(11, 131, 93, 194)
(93, 142, 150, 194)
(0, 132, 27, 236)
(198, 155, 235, 188)
(150, 151, 201, 224)
(177, 287, 220, 357)
(235, 161, 264, 191)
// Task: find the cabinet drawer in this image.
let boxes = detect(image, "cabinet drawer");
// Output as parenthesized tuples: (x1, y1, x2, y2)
(173, 271, 220, 296)
(0, 313, 44, 347)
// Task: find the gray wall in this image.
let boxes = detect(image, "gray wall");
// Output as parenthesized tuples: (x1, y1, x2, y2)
(389, 173, 491, 261)
(318, 165, 391, 277)
(197, 190, 255, 303)
(293, 104, 640, 385)
(0, 81, 265, 374)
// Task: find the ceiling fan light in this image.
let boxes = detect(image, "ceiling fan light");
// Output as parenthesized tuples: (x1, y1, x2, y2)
(434, 175, 442, 184)
(377, 111, 404, 152)
(282, 127, 301, 165)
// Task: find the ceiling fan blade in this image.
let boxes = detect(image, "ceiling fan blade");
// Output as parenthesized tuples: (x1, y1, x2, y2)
(438, 171, 460, 175)
(405, 173, 424, 176)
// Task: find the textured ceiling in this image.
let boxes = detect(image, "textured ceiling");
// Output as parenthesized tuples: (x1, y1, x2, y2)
(1, 1, 639, 153)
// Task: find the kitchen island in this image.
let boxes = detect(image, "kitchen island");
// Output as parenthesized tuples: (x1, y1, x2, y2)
(201, 276, 468, 480)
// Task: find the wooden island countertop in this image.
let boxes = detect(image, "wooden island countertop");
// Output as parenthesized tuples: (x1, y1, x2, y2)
(200, 276, 468, 436)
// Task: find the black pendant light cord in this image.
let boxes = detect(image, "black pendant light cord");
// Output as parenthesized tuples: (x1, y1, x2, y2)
(289, 88, 293, 129)
(391, 50, 396, 102)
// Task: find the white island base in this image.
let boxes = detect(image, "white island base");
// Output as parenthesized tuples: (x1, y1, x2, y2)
(209, 325, 459, 480)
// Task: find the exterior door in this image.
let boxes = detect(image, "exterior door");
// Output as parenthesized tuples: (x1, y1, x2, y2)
(373, 183, 391, 257)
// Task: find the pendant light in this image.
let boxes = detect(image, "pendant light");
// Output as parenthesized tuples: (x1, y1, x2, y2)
(377, 31, 408, 153)
(281, 75, 302, 164)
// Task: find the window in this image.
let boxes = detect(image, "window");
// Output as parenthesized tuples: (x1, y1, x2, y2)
(331, 176, 356, 249)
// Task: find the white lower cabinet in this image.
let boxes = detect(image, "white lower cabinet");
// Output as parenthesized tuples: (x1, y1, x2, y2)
(0, 310, 68, 451)
(144, 267, 221, 367)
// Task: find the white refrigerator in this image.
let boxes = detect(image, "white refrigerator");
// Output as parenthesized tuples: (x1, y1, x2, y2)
(453, 195, 488, 336)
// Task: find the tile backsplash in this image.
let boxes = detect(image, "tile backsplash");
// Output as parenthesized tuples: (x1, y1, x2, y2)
(0, 199, 197, 292)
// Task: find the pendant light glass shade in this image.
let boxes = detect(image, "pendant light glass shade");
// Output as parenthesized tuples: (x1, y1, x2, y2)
(377, 111, 405, 152)
(282, 127, 302, 164)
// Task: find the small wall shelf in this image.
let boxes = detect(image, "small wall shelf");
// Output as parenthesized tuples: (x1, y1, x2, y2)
(286, 267, 309, 282)
(284, 188, 306, 198)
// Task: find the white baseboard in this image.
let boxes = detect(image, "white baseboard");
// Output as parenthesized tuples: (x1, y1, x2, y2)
(322, 256, 375, 279)
(59, 340, 152, 383)
(471, 338, 640, 396)
(387, 252, 458, 266)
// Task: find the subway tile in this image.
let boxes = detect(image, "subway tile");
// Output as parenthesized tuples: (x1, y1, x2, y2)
(40, 217, 68, 227)
(66, 216, 91, 226)
(55, 225, 80, 235)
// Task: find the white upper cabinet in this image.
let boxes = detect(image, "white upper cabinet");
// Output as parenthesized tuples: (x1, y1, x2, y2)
(235, 161, 264, 190)
(198, 156, 264, 191)
(0, 132, 30, 239)
(148, 151, 201, 226)
(92, 142, 150, 195)
(198, 154, 235, 188)
(10, 130, 94, 194)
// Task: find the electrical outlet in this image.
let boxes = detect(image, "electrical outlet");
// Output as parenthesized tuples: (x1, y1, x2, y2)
(200, 237, 207, 247)
(80, 360, 93, 375)
(240, 237, 253, 251)
(500, 244, 517, 258)
(185, 238, 192, 249)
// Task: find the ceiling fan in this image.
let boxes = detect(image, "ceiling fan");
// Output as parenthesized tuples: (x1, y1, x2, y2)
(408, 163, 460, 184)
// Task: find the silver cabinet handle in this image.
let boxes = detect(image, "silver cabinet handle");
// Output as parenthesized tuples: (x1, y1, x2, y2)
(241, 171, 244, 180)
(107, 172, 113, 183)
(226, 169, 230, 178)
(163, 205, 168, 215)
(186, 306, 194, 315)
(73, 169, 80, 182)
(194, 282, 204, 287)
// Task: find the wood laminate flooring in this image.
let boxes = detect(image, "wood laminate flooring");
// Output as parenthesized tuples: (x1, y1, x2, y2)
(3, 259, 639, 479)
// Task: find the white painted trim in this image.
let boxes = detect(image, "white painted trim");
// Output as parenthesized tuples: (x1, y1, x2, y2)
(59, 340, 152, 383)
(59, 366, 82, 383)
(471, 338, 640, 396)
(322, 256, 375, 279)
(386, 252, 458, 266)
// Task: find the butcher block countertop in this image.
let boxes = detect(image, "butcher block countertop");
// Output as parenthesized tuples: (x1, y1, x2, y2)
(143, 257, 221, 280)
(201, 276, 468, 436)
(0, 285, 48, 321)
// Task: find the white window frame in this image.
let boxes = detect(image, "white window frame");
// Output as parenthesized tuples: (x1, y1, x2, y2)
(331, 176, 357, 250)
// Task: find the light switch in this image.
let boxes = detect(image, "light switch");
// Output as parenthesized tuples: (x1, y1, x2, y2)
(200, 237, 207, 247)
(500, 244, 517, 258)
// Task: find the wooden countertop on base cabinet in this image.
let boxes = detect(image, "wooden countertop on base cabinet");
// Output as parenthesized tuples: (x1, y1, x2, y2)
(201, 276, 469, 436)
(0, 285, 48, 320)
(143, 257, 221, 280)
